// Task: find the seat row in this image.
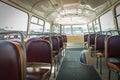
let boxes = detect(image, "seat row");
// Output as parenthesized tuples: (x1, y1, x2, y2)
(84, 32, 120, 80)
(0, 33, 67, 80)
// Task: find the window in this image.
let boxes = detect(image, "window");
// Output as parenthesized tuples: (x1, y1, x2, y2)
(0, 2, 28, 32)
(81, 24, 88, 33)
(38, 19, 44, 25)
(52, 25, 60, 34)
(115, 4, 120, 30)
(72, 25, 83, 35)
(30, 24, 43, 34)
(31, 17, 38, 23)
(100, 10, 115, 31)
(62, 25, 88, 35)
(88, 22, 94, 33)
(93, 19, 101, 32)
(30, 16, 44, 34)
(117, 16, 120, 29)
(44, 22, 50, 33)
(64, 26, 72, 35)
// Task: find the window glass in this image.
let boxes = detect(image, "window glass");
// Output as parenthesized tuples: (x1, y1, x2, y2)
(88, 22, 94, 33)
(61, 26, 64, 34)
(72, 25, 83, 35)
(30, 16, 44, 34)
(44, 22, 50, 33)
(30, 24, 43, 34)
(115, 4, 120, 30)
(53, 25, 60, 34)
(100, 10, 115, 31)
(93, 19, 100, 32)
(0, 2, 28, 32)
(117, 16, 120, 29)
(116, 4, 120, 15)
(82, 24, 88, 33)
(31, 17, 38, 23)
(38, 19, 44, 25)
(64, 26, 72, 35)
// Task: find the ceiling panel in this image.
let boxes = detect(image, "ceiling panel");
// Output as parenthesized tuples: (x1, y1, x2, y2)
(8, 0, 118, 24)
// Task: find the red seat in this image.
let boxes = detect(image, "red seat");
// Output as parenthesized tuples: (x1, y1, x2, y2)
(43, 36, 60, 77)
(95, 35, 107, 74)
(26, 39, 52, 80)
(105, 35, 120, 80)
(58, 35, 64, 56)
(84, 34, 89, 48)
(61, 35, 67, 52)
(61, 35, 67, 42)
(0, 41, 25, 80)
(88, 34, 98, 56)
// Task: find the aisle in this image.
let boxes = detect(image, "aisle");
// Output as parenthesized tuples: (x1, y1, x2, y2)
(56, 48, 101, 80)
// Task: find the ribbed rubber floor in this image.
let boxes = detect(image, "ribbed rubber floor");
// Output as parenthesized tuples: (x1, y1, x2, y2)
(56, 48, 101, 80)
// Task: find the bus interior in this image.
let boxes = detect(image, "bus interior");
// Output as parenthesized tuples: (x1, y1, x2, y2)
(0, 0, 120, 80)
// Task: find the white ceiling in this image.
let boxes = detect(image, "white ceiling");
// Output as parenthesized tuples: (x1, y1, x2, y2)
(9, 0, 118, 25)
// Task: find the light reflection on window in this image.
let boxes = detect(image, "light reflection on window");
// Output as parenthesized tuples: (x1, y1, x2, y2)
(72, 25, 83, 35)
(44, 22, 50, 33)
(53, 25, 60, 34)
(64, 26, 71, 35)
(0, 2, 28, 32)
(100, 10, 115, 31)
(115, 4, 120, 30)
(88, 22, 94, 33)
(31, 17, 38, 23)
(30, 24, 43, 34)
(93, 19, 100, 32)
(30, 16, 44, 34)
(38, 19, 44, 25)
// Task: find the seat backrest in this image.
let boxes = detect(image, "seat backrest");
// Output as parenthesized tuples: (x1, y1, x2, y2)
(58, 36, 63, 48)
(51, 36, 60, 52)
(61, 35, 67, 42)
(88, 34, 97, 47)
(95, 35, 106, 50)
(26, 39, 52, 64)
(43, 36, 60, 52)
(0, 41, 25, 80)
(84, 34, 89, 42)
(105, 35, 120, 58)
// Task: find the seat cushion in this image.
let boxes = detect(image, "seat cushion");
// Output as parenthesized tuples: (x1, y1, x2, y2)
(27, 68, 50, 80)
(108, 62, 120, 72)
